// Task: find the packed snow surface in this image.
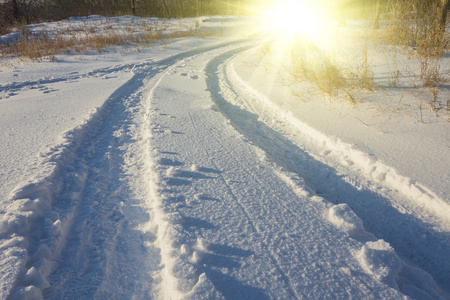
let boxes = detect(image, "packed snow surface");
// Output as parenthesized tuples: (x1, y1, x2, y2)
(0, 15, 449, 299)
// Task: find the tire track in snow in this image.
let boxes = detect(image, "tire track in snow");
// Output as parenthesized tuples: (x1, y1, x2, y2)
(143, 40, 415, 299)
(131, 39, 261, 300)
(208, 47, 450, 295)
(187, 110, 300, 299)
(137, 42, 274, 299)
(8, 63, 163, 300)
(3, 35, 445, 299)
(0, 39, 251, 300)
(147, 43, 300, 298)
(43, 86, 160, 299)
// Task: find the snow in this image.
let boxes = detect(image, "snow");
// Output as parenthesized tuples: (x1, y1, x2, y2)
(328, 203, 366, 236)
(0, 15, 449, 299)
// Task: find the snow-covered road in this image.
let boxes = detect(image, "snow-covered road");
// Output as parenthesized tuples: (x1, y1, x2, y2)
(1, 18, 450, 299)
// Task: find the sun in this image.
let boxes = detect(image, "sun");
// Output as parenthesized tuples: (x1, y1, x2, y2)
(260, 0, 328, 43)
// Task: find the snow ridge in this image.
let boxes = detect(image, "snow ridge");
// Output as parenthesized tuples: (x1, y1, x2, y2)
(0, 53, 169, 299)
(224, 55, 450, 291)
(0, 109, 97, 299)
(281, 170, 447, 299)
(228, 57, 450, 231)
(2, 70, 156, 299)
(137, 63, 188, 300)
(205, 47, 449, 297)
(133, 42, 257, 299)
(1, 38, 252, 299)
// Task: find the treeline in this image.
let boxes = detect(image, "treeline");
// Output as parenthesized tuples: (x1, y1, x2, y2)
(0, 0, 251, 34)
(336, 0, 448, 21)
(0, 0, 448, 35)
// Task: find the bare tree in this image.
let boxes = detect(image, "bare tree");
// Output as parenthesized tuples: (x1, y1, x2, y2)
(11, 0, 20, 20)
(131, 0, 136, 15)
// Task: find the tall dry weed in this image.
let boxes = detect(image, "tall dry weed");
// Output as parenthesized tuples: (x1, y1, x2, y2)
(374, 0, 450, 114)
(0, 21, 170, 60)
(289, 40, 346, 99)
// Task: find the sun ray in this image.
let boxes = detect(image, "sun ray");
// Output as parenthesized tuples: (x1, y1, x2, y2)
(257, 0, 329, 44)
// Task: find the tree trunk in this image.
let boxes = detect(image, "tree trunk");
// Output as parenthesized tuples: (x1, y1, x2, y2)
(11, 0, 19, 21)
(131, 0, 136, 15)
(161, 0, 169, 17)
(437, 0, 450, 31)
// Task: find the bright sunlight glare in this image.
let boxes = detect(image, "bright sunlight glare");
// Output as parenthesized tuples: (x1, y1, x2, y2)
(260, 0, 328, 43)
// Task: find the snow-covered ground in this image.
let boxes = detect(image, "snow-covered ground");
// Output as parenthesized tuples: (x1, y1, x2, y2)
(0, 15, 449, 299)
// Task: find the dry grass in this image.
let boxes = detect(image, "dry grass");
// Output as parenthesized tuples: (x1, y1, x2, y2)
(289, 41, 346, 99)
(340, 42, 377, 93)
(285, 39, 376, 104)
(0, 19, 180, 60)
(1, 30, 165, 60)
(279, 1, 450, 118)
(0, 17, 222, 61)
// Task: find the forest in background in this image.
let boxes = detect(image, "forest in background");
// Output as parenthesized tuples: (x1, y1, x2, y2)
(0, 0, 251, 34)
(0, 0, 448, 39)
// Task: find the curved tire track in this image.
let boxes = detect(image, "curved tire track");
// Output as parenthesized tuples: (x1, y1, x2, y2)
(2, 39, 250, 300)
(141, 40, 412, 299)
(210, 46, 450, 296)
(3, 35, 448, 299)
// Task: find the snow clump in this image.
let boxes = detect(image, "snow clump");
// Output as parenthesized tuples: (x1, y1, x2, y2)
(195, 238, 210, 251)
(357, 240, 402, 289)
(328, 203, 365, 236)
(190, 164, 200, 172)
